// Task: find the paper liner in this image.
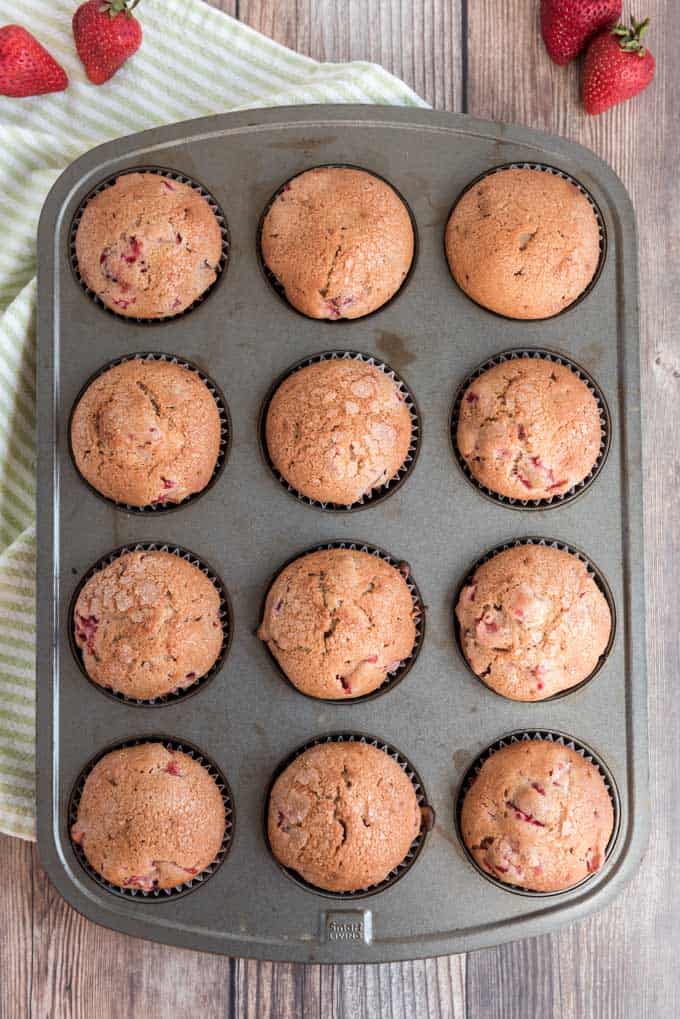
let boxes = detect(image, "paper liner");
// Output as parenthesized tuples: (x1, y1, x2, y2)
(259, 349, 421, 512)
(450, 347, 611, 510)
(68, 736, 234, 900)
(69, 542, 232, 706)
(454, 729, 621, 898)
(265, 732, 434, 900)
(260, 540, 425, 704)
(69, 165, 229, 323)
(68, 351, 230, 514)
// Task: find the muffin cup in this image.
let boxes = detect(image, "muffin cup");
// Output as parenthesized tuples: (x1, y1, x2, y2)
(453, 536, 616, 702)
(68, 542, 233, 706)
(259, 539, 425, 704)
(445, 161, 607, 321)
(256, 163, 418, 322)
(264, 732, 435, 900)
(454, 729, 621, 898)
(68, 351, 231, 515)
(69, 165, 229, 323)
(259, 349, 421, 511)
(68, 735, 234, 900)
(450, 347, 611, 510)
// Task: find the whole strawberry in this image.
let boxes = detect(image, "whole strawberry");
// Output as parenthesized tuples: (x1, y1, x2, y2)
(73, 0, 142, 85)
(540, 0, 622, 65)
(0, 25, 68, 97)
(583, 16, 655, 115)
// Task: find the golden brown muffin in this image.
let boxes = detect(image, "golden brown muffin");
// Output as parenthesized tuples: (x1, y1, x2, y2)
(75, 172, 223, 318)
(456, 358, 602, 501)
(70, 359, 222, 508)
(258, 548, 417, 699)
(74, 550, 224, 700)
(265, 359, 413, 505)
(268, 742, 422, 892)
(455, 544, 611, 701)
(260, 167, 414, 319)
(445, 168, 601, 319)
(71, 743, 226, 890)
(460, 739, 614, 892)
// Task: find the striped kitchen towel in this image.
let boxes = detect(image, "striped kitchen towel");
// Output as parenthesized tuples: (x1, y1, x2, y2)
(0, 0, 426, 840)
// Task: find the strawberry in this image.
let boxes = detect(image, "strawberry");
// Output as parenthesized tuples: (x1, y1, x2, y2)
(73, 0, 142, 85)
(583, 16, 655, 115)
(0, 25, 68, 98)
(540, 0, 622, 65)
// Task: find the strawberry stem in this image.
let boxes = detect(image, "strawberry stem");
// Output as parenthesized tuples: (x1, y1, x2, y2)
(101, 0, 141, 16)
(611, 15, 650, 56)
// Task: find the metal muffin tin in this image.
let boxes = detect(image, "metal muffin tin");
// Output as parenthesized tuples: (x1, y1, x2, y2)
(36, 105, 647, 962)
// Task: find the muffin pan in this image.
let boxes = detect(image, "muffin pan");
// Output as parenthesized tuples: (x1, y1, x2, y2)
(36, 105, 647, 962)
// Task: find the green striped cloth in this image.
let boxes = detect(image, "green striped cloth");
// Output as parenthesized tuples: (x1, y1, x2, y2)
(0, 0, 426, 840)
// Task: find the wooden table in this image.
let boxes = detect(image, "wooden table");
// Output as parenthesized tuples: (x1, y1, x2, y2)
(1, 1, 677, 1015)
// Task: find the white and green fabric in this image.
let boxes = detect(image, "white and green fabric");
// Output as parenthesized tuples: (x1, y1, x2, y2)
(0, 0, 426, 840)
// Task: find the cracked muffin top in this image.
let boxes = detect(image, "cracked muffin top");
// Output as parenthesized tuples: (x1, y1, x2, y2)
(258, 548, 417, 700)
(74, 550, 224, 701)
(455, 544, 611, 701)
(75, 172, 223, 318)
(70, 359, 222, 508)
(260, 167, 414, 320)
(460, 739, 614, 892)
(456, 357, 602, 501)
(265, 359, 413, 506)
(445, 167, 601, 319)
(71, 743, 225, 891)
(268, 742, 422, 892)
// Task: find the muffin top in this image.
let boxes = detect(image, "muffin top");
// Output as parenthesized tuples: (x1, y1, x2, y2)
(445, 167, 601, 319)
(74, 550, 224, 701)
(75, 172, 223, 318)
(70, 359, 222, 508)
(258, 548, 417, 700)
(456, 358, 602, 501)
(455, 544, 611, 701)
(260, 167, 414, 319)
(265, 359, 413, 505)
(268, 742, 422, 892)
(460, 739, 614, 892)
(71, 743, 226, 891)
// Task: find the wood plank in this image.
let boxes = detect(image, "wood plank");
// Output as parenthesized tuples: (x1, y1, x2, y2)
(465, 1, 679, 1016)
(0, 834, 33, 1019)
(238, 0, 462, 109)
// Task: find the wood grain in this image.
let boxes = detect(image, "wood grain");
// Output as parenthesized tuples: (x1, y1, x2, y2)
(239, 0, 462, 110)
(2, 0, 676, 1016)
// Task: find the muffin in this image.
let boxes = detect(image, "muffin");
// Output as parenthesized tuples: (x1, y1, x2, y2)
(456, 357, 602, 501)
(70, 359, 222, 508)
(265, 359, 413, 505)
(460, 739, 614, 892)
(258, 548, 417, 699)
(445, 167, 601, 319)
(71, 743, 226, 890)
(260, 167, 414, 319)
(75, 172, 223, 318)
(455, 544, 611, 701)
(268, 741, 422, 892)
(74, 550, 224, 700)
